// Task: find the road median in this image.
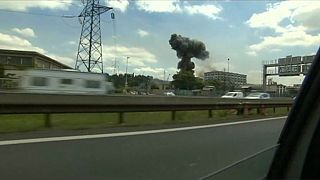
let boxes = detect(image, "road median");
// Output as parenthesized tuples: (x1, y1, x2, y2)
(0, 107, 289, 134)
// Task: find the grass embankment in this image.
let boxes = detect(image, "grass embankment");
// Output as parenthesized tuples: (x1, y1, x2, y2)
(0, 107, 289, 133)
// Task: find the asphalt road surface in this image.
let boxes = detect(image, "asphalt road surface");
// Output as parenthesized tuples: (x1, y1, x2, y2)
(0, 117, 286, 180)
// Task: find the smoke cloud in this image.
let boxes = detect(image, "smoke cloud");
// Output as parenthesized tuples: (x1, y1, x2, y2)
(169, 34, 209, 71)
(195, 58, 216, 78)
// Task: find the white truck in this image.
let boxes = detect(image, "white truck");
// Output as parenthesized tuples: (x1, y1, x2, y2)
(4, 69, 114, 95)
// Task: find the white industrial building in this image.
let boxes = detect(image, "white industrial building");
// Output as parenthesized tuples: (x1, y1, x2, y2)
(204, 70, 247, 86)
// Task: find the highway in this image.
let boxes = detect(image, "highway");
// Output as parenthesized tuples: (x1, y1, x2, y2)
(0, 117, 286, 180)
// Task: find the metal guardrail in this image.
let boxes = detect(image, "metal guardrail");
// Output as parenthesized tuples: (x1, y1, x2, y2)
(0, 93, 293, 127)
(0, 93, 293, 113)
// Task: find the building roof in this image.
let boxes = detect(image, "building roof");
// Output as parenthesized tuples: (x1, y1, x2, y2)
(0, 49, 72, 69)
(204, 70, 247, 76)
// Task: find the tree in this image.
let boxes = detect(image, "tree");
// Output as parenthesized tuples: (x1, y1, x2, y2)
(205, 80, 223, 90)
(151, 84, 159, 90)
(172, 70, 204, 90)
(204, 79, 228, 95)
(107, 74, 153, 90)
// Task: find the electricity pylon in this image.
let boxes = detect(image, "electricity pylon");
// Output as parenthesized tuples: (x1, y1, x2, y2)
(75, 0, 113, 73)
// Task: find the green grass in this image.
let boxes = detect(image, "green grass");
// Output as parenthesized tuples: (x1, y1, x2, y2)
(0, 107, 290, 134)
(0, 114, 45, 133)
(51, 113, 119, 129)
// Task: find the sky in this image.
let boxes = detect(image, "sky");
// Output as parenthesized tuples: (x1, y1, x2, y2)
(0, 0, 319, 85)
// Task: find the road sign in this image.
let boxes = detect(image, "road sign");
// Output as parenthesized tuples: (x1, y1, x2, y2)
(302, 55, 315, 63)
(279, 65, 301, 76)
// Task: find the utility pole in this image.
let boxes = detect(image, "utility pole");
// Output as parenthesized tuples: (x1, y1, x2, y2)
(163, 70, 166, 90)
(224, 68, 226, 92)
(167, 73, 171, 90)
(75, 0, 113, 73)
(113, 57, 117, 74)
(228, 58, 230, 73)
(125, 56, 129, 89)
(227, 58, 230, 90)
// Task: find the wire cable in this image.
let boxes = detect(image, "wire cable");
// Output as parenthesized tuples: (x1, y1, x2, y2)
(0, 9, 78, 18)
(111, 10, 119, 75)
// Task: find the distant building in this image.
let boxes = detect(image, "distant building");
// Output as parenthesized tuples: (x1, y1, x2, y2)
(240, 84, 263, 96)
(0, 49, 71, 71)
(241, 84, 263, 91)
(204, 70, 247, 86)
(151, 78, 171, 90)
(265, 79, 287, 96)
(292, 84, 302, 89)
(266, 83, 286, 96)
(285, 84, 301, 97)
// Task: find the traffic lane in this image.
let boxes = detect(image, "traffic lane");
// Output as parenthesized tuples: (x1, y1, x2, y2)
(0, 118, 286, 180)
(0, 117, 285, 141)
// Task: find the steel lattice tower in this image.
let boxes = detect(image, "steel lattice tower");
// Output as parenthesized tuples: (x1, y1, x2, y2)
(75, 0, 113, 73)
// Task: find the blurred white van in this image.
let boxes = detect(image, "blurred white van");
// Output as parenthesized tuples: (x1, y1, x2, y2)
(4, 69, 114, 95)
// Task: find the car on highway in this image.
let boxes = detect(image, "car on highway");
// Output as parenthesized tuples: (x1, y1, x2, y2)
(221, 92, 244, 99)
(245, 92, 270, 99)
(164, 92, 175, 96)
(129, 91, 138, 95)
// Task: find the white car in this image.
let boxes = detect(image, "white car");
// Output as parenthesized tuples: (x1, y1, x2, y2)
(245, 92, 270, 99)
(221, 92, 244, 98)
(164, 92, 175, 96)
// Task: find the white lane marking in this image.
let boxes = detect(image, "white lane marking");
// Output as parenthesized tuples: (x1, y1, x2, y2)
(0, 116, 286, 146)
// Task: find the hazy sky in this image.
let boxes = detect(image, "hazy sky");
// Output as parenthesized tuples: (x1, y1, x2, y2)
(0, 0, 319, 85)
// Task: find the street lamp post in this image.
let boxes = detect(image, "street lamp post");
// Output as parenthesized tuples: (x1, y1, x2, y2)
(163, 70, 166, 90)
(224, 67, 226, 92)
(228, 58, 230, 73)
(125, 56, 129, 90)
(167, 73, 171, 90)
(227, 58, 230, 91)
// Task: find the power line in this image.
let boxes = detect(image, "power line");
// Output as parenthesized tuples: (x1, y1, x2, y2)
(0, 0, 81, 6)
(0, 9, 77, 18)
(54, 0, 83, 7)
(111, 10, 119, 75)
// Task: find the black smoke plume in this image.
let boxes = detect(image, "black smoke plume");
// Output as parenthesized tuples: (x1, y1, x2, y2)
(169, 34, 209, 71)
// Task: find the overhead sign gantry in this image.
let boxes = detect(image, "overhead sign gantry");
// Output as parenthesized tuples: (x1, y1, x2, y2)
(263, 54, 315, 90)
